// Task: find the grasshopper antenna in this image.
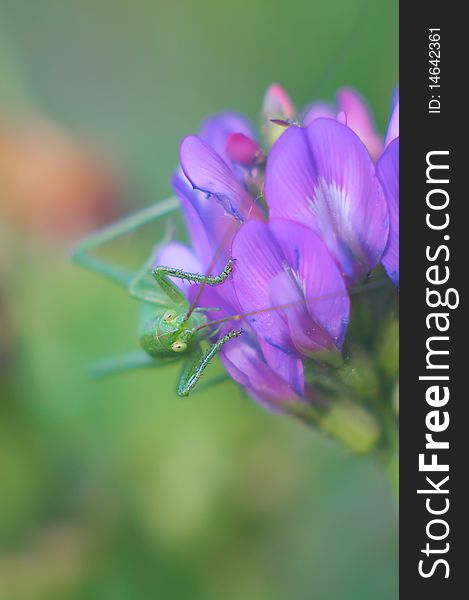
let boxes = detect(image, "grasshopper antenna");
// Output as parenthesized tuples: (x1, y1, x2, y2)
(194, 277, 392, 334)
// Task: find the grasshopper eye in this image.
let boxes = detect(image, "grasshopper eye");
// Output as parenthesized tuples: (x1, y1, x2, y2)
(171, 341, 187, 353)
(163, 311, 176, 322)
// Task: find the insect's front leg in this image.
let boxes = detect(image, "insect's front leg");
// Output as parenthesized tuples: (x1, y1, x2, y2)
(177, 329, 243, 397)
(152, 259, 234, 288)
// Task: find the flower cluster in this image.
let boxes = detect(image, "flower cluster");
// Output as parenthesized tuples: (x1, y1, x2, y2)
(155, 84, 399, 422)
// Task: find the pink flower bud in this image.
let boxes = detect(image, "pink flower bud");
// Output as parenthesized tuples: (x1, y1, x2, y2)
(263, 83, 295, 120)
(226, 132, 261, 166)
(262, 83, 296, 146)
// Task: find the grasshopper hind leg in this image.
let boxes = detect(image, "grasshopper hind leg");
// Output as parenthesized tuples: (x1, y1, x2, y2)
(72, 197, 179, 291)
(90, 350, 175, 378)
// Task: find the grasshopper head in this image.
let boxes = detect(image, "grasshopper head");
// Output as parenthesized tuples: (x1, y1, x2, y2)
(140, 308, 205, 358)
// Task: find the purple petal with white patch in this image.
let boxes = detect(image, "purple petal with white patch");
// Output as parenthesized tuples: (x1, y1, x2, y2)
(377, 137, 399, 286)
(269, 219, 350, 350)
(232, 219, 350, 360)
(265, 119, 389, 284)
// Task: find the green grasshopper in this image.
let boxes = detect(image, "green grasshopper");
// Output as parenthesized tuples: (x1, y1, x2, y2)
(72, 197, 242, 397)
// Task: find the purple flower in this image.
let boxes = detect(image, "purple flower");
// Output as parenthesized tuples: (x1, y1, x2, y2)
(180, 135, 261, 223)
(153, 87, 397, 412)
(261, 84, 384, 162)
(303, 88, 384, 162)
(264, 118, 389, 284)
(377, 137, 399, 286)
(198, 111, 257, 164)
(171, 172, 229, 274)
(220, 333, 304, 411)
(180, 110, 264, 222)
(157, 112, 263, 302)
(154, 112, 305, 409)
(171, 111, 266, 309)
(186, 270, 305, 410)
(232, 218, 350, 363)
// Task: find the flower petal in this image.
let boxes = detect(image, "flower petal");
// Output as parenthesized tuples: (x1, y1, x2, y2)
(269, 219, 350, 351)
(172, 173, 213, 268)
(172, 171, 238, 269)
(377, 137, 399, 286)
(181, 135, 244, 216)
(337, 88, 384, 161)
(263, 83, 295, 119)
(385, 98, 399, 147)
(302, 102, 335, 126)
(269, 271, 335, 355)
(265, 119, 389, 283)
(232, 219, 292, 352)
(220, 335, 304, 411)
(232, 219, 349, 358)
(262, 83, 296, 145)
(152, 241, 203, 297)
(258, 337, 305, 396)
(180, 135, 261, 221)
(199, 111, 257, 164)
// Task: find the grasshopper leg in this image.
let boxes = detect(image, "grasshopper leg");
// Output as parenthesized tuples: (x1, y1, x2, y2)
(128, 254, 187, 308)
(72, 196, 179, 289)
(90, 350, 176, 378)
(177, 329, 243, 397)
(152, 258, 234, 289)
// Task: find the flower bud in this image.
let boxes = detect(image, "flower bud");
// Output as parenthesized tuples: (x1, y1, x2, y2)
(262, 83, 295, 146)
(319, 399, 380, 453)
(226, 132, 262, 166)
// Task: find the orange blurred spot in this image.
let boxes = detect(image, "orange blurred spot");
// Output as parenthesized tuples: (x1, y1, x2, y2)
(0, 116, 124, 241)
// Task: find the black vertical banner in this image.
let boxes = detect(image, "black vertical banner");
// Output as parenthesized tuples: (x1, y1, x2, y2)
(400, 2, 466, 597)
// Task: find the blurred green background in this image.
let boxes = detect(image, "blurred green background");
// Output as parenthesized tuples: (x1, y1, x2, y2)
(0, 1, 398, 599)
